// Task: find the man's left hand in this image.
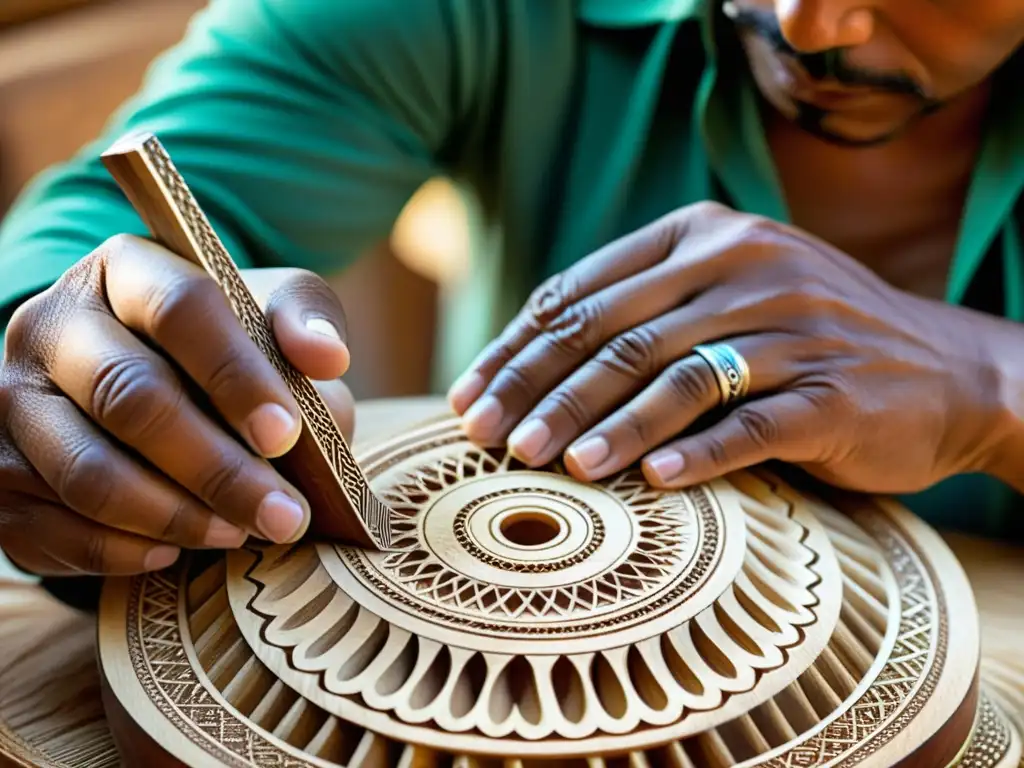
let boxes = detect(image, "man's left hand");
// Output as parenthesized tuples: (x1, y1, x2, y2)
(447, 202, 1009, 493)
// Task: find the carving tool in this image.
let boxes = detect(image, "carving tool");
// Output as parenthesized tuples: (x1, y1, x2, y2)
(101, 132, 395, 551)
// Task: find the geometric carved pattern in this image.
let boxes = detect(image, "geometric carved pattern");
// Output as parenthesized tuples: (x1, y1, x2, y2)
(89, 412, 1012, 767)
(109, 492, 971, 766)
(760, 514, 945, 767)
(958, 694, 1015, 768)
(127, 572, 293, 768)
(361, 459, 709, 632)
(224, 423, 842, 751)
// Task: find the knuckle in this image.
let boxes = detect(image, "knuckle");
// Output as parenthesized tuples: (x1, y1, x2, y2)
(3, 299, 40, 356)
(91, 354, 183, 440)
(793, 283, 847, 323)
(203, 344, 250, 402)
(653, 209, 688, 253)
(144, 272, 218, 337)
(705, 436, 731, 467)
(0, 434, 41, 497)
(598, 327, 661, 378)
(617, 408, 651, 446)
(731, 215, 775, 246)
(5, 293, 77, 371)
(62, 246, 112, 307)
(481, 327, 524, 370)
(526, 273, 579, 329)
(688, 200, 731, 219)
(541, 300, 604, 356)
(545, 387, 591, 431)
(84, 533, 109, 574)
(818, 377, 858, 418)
(57, 440, 114, 519)
(158, 497, 192, 544)
(197, 455, 247, 507)
(493, 362, 536, 402)
(726, 212, 796, 254)
(734, 407, 779, 450)
(665, 360, 716, 404)
(96, 233, 140, 260)
(5, 250, 115, 368)
(794, 385, 851, 462)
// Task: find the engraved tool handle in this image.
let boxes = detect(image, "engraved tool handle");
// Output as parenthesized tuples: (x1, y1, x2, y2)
(100, 132, 393, 551)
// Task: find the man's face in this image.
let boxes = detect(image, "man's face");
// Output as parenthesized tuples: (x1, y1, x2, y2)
(726, 0, 1024, 146)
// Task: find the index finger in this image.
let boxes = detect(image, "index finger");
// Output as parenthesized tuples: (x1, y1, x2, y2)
(101, 235, 301, 459)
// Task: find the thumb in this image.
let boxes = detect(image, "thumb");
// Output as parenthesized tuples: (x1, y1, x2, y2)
(255, 269, 350, 381)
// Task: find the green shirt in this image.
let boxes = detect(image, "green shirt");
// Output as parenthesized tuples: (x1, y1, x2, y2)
(1, 0, 1022, 539)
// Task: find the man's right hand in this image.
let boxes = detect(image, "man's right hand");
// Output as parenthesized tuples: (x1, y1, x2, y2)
(0, 234, 354, 577)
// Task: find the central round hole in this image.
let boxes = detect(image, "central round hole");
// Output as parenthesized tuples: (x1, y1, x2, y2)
(499, 511, 562, 547)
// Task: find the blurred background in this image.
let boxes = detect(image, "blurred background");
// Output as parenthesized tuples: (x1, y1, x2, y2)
(0, 0, 469, 401)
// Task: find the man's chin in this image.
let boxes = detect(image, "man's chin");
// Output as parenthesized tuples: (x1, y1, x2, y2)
(796, 119, 904, 148)
(792, 104, 912, 148)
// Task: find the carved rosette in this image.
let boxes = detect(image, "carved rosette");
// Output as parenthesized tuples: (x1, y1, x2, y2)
(224, 421, 842, 753)
(95, 416, 1022, 767)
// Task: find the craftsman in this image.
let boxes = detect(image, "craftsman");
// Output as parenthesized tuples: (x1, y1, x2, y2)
(0, 0, 1022, 608)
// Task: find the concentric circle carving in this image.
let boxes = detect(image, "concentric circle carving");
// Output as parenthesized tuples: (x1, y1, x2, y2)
(211, 419, 844, 753)
(451, 484, 606, 572)
(322, 460, 727, 650)
(95, 487, 1003, 766)
(333, 423, 734, 650)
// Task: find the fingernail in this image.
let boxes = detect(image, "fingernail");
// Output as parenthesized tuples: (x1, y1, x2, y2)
(257, 491, 307, 543)
(306, 317, 350, 374)
(246, 403, 299, 457)
(462, 395, 503, 440)
(306, 317, 341, 340)
(448, 371, 486, 414)
(204, 516, 247, 548)
(645, 452, 685, 483)
(144, 545, 180, 571)
(508, 419, 551, 463)
(566, 436, 610, 472)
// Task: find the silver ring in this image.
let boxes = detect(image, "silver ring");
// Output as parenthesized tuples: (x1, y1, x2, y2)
(692, 343, 751, 406)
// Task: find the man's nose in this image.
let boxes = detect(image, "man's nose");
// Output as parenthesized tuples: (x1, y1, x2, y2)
(774, 0, 875, 52)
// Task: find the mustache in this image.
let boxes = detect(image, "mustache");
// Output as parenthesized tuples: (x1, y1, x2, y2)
(725, 5, 930, 99)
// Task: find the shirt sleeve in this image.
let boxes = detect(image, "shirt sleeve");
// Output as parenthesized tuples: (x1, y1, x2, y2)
(0, 0, 495, 328)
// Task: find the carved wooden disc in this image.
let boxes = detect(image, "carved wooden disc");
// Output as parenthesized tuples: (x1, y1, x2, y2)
(94, 412, 1017, 766)
(222, 417, 844, 754)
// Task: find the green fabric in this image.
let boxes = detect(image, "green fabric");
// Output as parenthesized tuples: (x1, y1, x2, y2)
(0, 0, 1021, 538)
